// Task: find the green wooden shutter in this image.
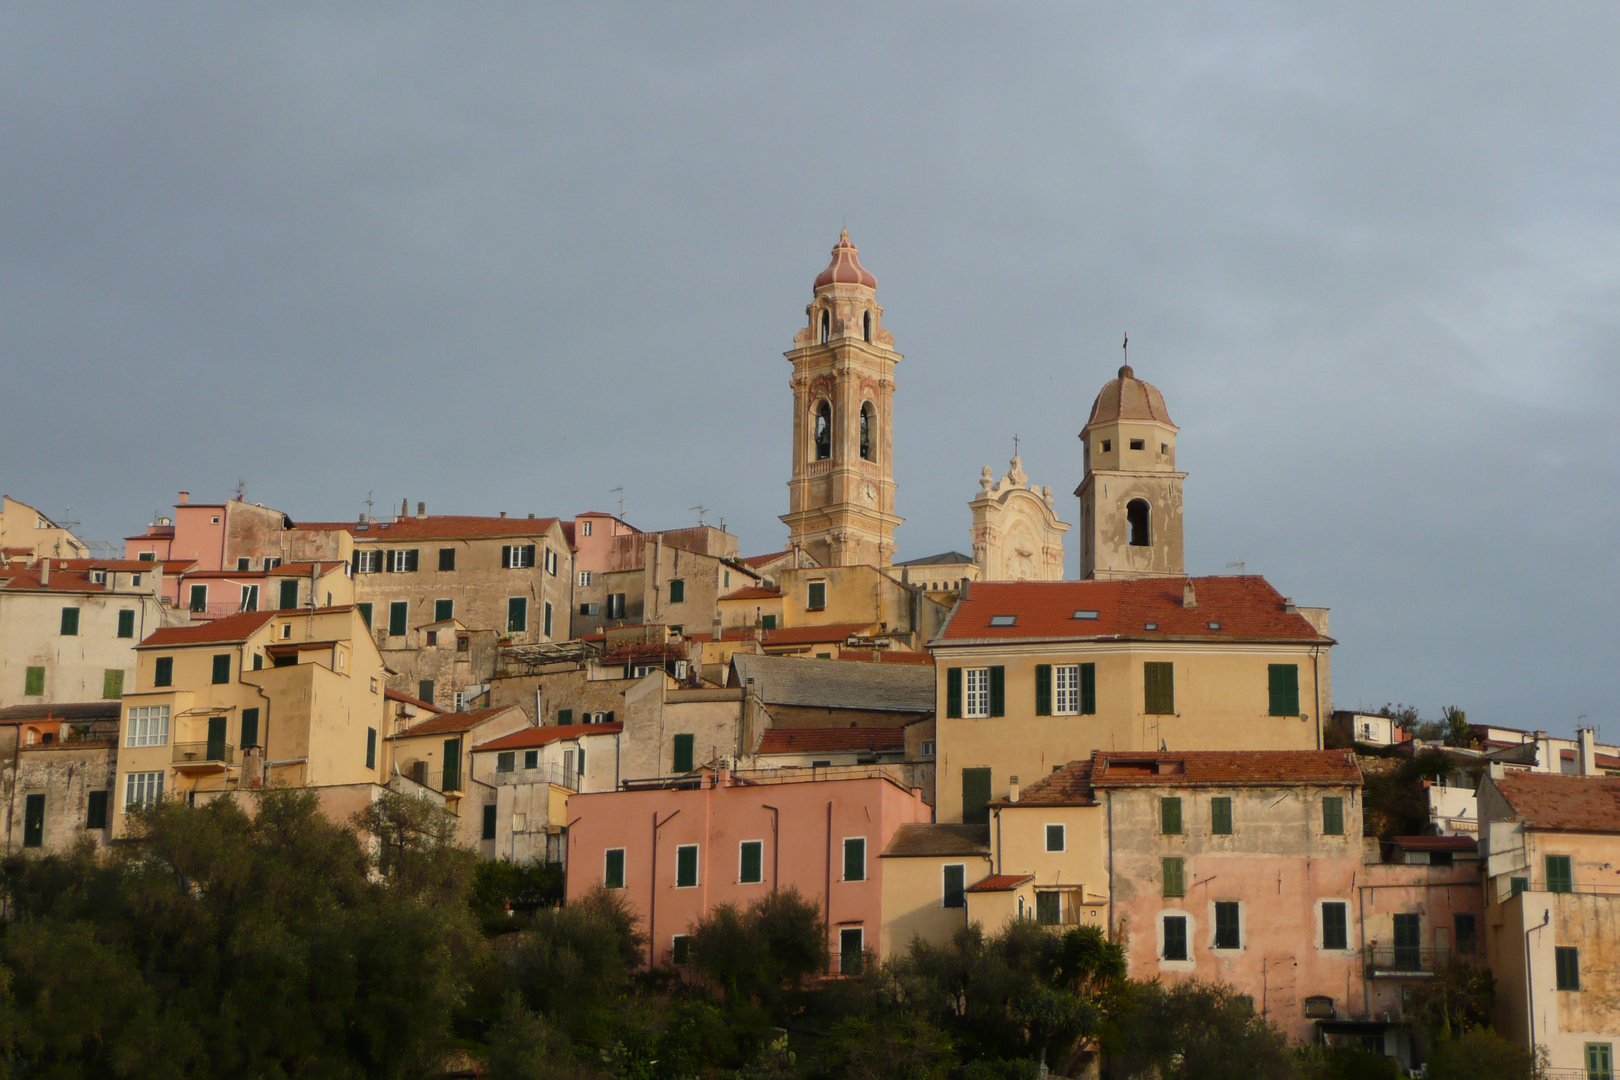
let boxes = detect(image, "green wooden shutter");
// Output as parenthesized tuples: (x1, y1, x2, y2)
(418, 680, 434, 704)
(1211, 796, 1233, 835)
(557, 708, 573, 725)
(434, 599, 453, 622)
(1035, 892, 1061, 925)
(1322, 902, 1348, 949)
(1215, 902, 1241, 948)
(507, 597, 526, 633)
(943, 864, 966, 908)
(154, 657, 173, 687)
(24, 666, 44, 696)
(501, 545, 512, 568)
(1322, 796, 1344, 835)
(1268, 664, 1300, 716)
(357, 602, 372, 628)
(22, 795, 44, 848)
(351, 550, 362, 575)
(1162, 856, 1184, 897)
(482, 804, 496, 840)
(676, 845, 698, 887)
(438, 548, 455, 571)
(279, 579, 299, 610)
(1161, 796, 1182, 835)
(961, 767, 991, 825)
(365, 727, 377, 770)
(389, 601, 409, 636)
(60, 607, 79, 635)
(189, 584, 208, 612)
(946, 668, 963, 718)
(102, 669, 124, 699)
(1547, 855, 1573, 893)
(1080, 662, 1096, 714)
(1034, 665, 1052, 715)
(740, 841, 763, 883)
(442, 738, 462, 791)
(1145, 662, 1174, 714)
(85, 790, 109, 830)
(206, 716, 227, 761)
(544, 601, 553, 637)
(669, 579, 684, 603)
(761, 613, 776, 630)
(672, 733, 695, 773)
(241, 708, 259, 749)
(989, 665, 1005, 717)
(843, 837, 866, 881)
(117, 610, 135, 638)
(524, 545, 537, 568)
(604, 848, 625, 888)
(212, 654, 231, 684)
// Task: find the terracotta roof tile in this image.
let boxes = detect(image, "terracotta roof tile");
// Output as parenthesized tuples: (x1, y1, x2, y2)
(938, 576, 1329, 644)
(880, 823, 991, 858)
(1390, 835, 1478, 852)
(967, 873, 1035, 893)
(724, 586, 782, 601)
(385, 688, 445, 714)
(762, 622, 876, 646)
(1008, 750, 1360, 805)
(137, 610, 277, 647)
(756, 728, 906, 755)
(742, 550, 791, 568)
(832, 649, 935, 667)
(1493, 772, 1620, 834)
(297, 515, 561, 542)
(391, 706, 524, 739)
(1000, 759, 1098, 806)
(475, 723, 622, 752)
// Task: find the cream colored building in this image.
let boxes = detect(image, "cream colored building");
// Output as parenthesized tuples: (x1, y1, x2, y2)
(1076, 366, 1185, 581)
(970, 454, 1069, 582)
(0, 496, 89, 560)
(113, 606, 391, 834)
(781, 232, 902, 568)
(387, 703, 531, 853)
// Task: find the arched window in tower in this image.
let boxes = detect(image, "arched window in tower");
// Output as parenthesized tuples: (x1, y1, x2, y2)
(820, 310, 830, 344)
(1126, 499, 1151, 547)
(863, 311, 872, 343)
(814, 401, 832, 460)
(859, 401, 875, 461)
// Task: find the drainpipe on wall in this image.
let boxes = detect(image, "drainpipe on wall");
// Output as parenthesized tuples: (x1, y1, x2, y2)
(648, 808, 680, 968)
(762, 804, 780, 892)
(825, 800, 833, 974)
(1525, 906, 1549, 1054)
(1106, 790, 1115, 941)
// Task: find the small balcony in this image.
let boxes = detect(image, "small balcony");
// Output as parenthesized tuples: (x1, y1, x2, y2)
(173, 741, 237, 771)
(1363, 945, 1474, 977)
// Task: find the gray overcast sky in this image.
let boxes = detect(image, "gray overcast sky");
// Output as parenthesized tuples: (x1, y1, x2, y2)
(3, 6, 1617, 734)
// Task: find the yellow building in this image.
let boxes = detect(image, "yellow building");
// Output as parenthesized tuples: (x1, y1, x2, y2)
(0, 496, 89, 560)
(113, 606, 391, 833)
(387, 704, 531, 852)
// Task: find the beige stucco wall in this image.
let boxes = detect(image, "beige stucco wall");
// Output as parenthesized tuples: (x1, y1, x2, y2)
(1076, 416, 1184, 581)
(0, 733, 117, 853)
(0, 496, 89, 559)
(879, 852, 991, 958)
(932, 642, 1328, 823)
(619, 681, 744, 781)
(0, 583, 174, 707)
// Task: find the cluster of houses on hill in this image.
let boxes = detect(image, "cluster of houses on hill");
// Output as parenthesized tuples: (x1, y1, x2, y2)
(2, 233, 1615, 1076)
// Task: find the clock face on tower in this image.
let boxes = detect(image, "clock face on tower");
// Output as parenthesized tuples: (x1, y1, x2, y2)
(861, 482, 877, 504)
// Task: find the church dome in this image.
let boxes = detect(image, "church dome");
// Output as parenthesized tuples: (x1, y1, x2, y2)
(813, 230, 878, 291)
(1086, 365, 1174, 427)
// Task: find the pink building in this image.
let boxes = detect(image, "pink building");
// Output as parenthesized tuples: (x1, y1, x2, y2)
(567, 766, 931, 971)
(565, 512, 639, 576)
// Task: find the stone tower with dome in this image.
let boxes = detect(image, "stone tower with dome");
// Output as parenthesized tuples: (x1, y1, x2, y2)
(1075, 364, 1186, 579)
(780, 231, 903, 568)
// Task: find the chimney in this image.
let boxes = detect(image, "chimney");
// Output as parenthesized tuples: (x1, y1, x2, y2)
(401, 498, 409, 518)
(178, 491, 190, 505)
(39, 558, 49, 586)
(960, 579, 971, 601)
(1283, 597, 1298, 614)
(416, 501, 426, 519)
(358, 512, 366, 524)
(499, 511, 507, 519)
(1182, 579, 1197, 608)
(1007, 775, 1021, 803)
(1579, 727, 1598, 776)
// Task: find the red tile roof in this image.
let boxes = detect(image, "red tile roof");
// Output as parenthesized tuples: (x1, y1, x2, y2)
(756, 728, 906, 755)
(296, 516, 561, 541)
(938, 576, 1330, 644)
(966, 873, 1034, 893)
(179, 561, 345, 580)
(1007, 750, 1360, 806)
(137, 610, 277, 647)
(999, 759, 1098, 807)
(1390, 835, 1478, 852)
(742, 550, 791, 568)
(385, 687, 445, 714)
(762, 622, 876, 646)
(833, 649, 934, 667)
(723, 586, 782, 601)
(1493, 772, 1620, 834)
(475, 723, 622, 752)
(391, 707, 524, 739)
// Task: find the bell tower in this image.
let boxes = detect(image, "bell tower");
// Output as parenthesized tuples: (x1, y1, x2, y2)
(1076, 363, 1186, 580)
(781, 231, 902, 568)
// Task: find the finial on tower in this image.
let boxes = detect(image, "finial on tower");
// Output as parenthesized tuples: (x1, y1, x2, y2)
(1121, 332, 1132, 378)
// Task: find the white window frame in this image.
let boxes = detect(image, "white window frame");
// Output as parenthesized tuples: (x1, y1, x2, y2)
(355, 549, 381, 573)
(1046, 823, 1066, 852)
(523, 749, 539, 769)
(580, 520, 592, 537)
(126, 705, 170, 747)
(739, 839, 765, 884)
(1317, 898, 1354, 953)
(504, 545, 535, 569)
(843, 836, 867, 882)
(240, 584, 258, 612)
(1053, 664, 1082, 715)
(90, 570, 107, 584)
(124, 770, 164, 810)
(1159, 910, 1195, 966)
(674, 843, 700, 888)
(496, 752, 515, 773)
(921, 740, 936, 756)
(964, 667, 991, 719)
(1210, 899, 1245, 952)
(544, 547, 558, 575)
(578, 570, 593, 587)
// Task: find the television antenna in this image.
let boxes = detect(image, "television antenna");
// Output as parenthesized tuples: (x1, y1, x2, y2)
(690, 505, 709, 527)
(609, 487, 626, 521)
(1225, 560, 1246, 575)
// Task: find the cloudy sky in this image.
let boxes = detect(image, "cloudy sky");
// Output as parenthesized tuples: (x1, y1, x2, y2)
(4, 6, 1617, 733)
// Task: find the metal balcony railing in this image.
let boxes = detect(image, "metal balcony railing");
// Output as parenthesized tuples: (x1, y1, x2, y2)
(173, 741, 236, 765)
(1363, 945, 1476, 975)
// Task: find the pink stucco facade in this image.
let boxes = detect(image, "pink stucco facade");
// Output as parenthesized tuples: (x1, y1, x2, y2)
(566, 767, 932, 968)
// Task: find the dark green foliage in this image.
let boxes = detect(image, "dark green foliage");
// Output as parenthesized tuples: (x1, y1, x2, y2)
(1107, 979, 1295, 1080)
(1404, 960, 1495, 1041)
(1295, 1045, 1400, 1080)
(688, 888, 827, 1006)
(474, 858, 566, 929)
(1424, 1029, 1534, 1080)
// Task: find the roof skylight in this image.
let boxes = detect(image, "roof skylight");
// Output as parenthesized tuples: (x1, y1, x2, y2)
(989, 615, 1017, 627)
(1144, 622, 1159, 631)
(1072, 610, 1100, 620)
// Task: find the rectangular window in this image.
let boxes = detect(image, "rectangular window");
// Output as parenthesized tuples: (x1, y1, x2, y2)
(1510, 876, 1528, 897)
(22, 794, 44, 848)
(442, 738, 462, 791)
(357, 602, 372, 628)
(102, 669, 124, 699)
(507, 597, 527, 633)
(241, 708, 259, 749)
(211, 653, 231, 684)
(1163, 856, 1185, 897)
(189, 584, 208, 613)
(1454, 913, 1477, 953)
(126, 705, 170, 747)
(385, 549, 420, 573)
(807, 581, 826, 609)
(1079, 662, 1096, 714)
(672, 733, 695, 773)
(354, 549, 381, 574)
(1046, 823, 1065, 852)
(496, 751, 515, 774)
(1053, 664, 1090, 715)
(1211, 796, 1233, 835)
(365, 727, 377, 770)
(1268, 664, 1301, 716)
(1587, 1044, 1613, 1080)
(124, 770, 164, 810)
(943, 864, 967, 908)
(386, 601, 408, 637)
(578, 571, 592, 587)
(964, 667, 991, 718)
(1322, 901, 1349, 950)
(1557, 946, 1581, 991)
(672, 934, 692, 966)
(482, 804, 497, 841)
(961, 767, 992, 826)
(839, 928, 864, 975)
(604, 848, 626, 889)
(240, 584, 259, 612)
(1161, 796, 1182, 835)
(524, 749, 538, 770)
(843, 837, 867, 882)
(607, 593, 626, 619)
(502, 544, 537, 569)
(138, 552, 155, 561)
(117, 610, 136, 638)
(1547, 854, 1573, 893)
(760, 613, 777, 630)
(668, 579, 685, 604)
(1035, 664, 1051, 715)
(544, 601, 553, 637)
(423, 598, 450, 626)
(544, 548, 557, 575)
(23, 666, 44, 696)
(739, 840, 764, 884)
(1214, 901, 1242, 949)
(85, 790, 109, 830)
(675, 844, 698, 887)
(1035, 892, 1061, 926)
(1322, 796, 1345, 836)
(60, 607, 79, 635)
(438, 548, 456, 571)
(153, 656, 173, 688)
(237, 557, 251, 571)
(1145, 662, 1175, 714)
(279, 579, 299, 610)
(1163, 915, 1188, 961)
(418, 680, 435, 704)
(581, 520, 593, 536)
